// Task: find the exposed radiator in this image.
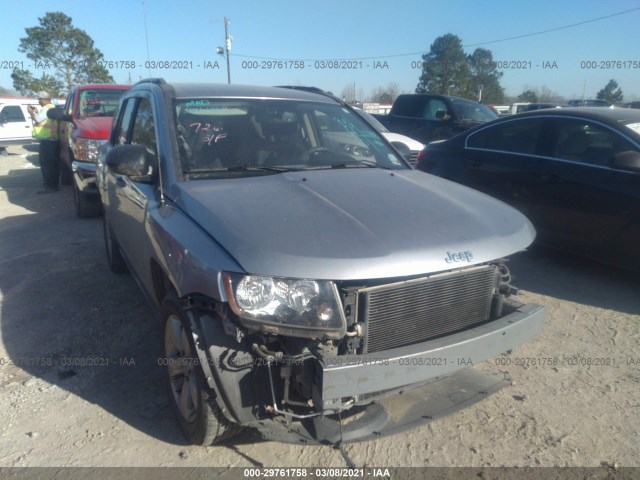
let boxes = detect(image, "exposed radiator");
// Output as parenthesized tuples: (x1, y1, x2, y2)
(358, 265, 497, 353)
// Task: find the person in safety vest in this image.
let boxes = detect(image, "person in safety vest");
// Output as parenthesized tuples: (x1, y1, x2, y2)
(28, 91, 60, 194)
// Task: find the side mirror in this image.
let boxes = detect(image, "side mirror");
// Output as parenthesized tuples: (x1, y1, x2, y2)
(105, 144, 155, 182)
(610, 150, 640, 172)
(47, 107, 73, 122)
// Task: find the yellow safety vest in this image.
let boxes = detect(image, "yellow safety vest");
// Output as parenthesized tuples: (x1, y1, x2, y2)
(32, 104, 59, 140)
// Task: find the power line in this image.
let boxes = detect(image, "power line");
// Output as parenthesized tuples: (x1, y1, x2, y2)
(231, 7, 640, 62)
(463, 7, 640, 47)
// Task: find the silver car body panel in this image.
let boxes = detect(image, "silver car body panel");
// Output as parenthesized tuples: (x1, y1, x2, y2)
(171, 168, 535, 281)
(148, 202, 245, 301)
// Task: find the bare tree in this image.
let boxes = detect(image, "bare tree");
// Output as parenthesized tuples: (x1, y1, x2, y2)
(368, 82, 400, 104)
(341, 83, 357, 104)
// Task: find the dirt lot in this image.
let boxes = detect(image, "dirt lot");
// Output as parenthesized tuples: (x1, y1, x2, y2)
(0, 144, 638, 472)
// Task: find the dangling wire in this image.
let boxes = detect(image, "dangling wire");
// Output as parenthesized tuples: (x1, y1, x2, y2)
(334, 410, 358, 468)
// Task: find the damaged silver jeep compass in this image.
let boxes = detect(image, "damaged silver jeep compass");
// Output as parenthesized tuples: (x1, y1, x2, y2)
(97, 79, 544, 445)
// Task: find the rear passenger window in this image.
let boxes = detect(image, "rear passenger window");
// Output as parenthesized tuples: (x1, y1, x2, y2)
(467, 119, 545, 155)
(1, 105, 26, 122)
(392, 95, 426, 118)
(421, 99, 449, 120)
(554, 119, 635, 166)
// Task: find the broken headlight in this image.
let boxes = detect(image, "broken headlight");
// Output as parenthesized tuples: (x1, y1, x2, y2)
(223, 273, 346, 340)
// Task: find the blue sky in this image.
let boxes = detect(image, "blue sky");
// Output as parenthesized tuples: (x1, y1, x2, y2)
(1, 0, 639, 101)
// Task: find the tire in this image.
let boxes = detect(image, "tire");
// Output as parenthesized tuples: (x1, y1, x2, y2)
(162, 295, 242, 445)
(74, 183, 101, 218)
(103, 215, 128, 274)
(60, 164, 73, 186)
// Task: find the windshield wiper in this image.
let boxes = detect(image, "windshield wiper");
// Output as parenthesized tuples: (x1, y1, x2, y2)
(305, 160, 393, 170)
(184, 165, 301, 175)
(235, 165, 301, 172)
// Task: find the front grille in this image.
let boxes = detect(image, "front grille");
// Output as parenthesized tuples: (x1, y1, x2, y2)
(408, 151, 419, 166)
(360, 265, 497, 353)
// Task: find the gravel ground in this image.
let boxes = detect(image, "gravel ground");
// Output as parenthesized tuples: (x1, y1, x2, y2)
(0, 144, 638, 475)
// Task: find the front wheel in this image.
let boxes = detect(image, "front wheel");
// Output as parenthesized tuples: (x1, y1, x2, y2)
(162, 295, 242, 445)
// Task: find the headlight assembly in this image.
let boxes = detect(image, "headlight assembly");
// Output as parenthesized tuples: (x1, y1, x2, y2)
(73, 138, 107, 162)
(223, 272, 346, 340)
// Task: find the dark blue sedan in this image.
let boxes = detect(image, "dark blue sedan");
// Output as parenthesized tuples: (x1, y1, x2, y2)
(416, 107, 640, 270)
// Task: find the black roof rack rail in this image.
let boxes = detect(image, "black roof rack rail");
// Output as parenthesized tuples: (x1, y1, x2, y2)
(275, 85, 345, 105)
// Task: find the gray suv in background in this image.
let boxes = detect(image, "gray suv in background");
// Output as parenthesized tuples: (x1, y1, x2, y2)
(97, 79, 544, 445)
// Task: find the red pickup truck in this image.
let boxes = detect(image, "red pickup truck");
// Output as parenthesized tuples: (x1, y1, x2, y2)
(57, 84, 129, 217)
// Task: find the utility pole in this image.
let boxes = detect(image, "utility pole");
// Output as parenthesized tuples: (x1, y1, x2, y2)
(224, 17, 231, 84)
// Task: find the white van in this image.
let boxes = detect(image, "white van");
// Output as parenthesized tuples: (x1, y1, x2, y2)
(0, 98, 39, 147)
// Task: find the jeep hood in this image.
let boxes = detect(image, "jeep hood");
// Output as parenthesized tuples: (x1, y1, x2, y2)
(72, 116, 113, 139)
(172, 169, 535, 280)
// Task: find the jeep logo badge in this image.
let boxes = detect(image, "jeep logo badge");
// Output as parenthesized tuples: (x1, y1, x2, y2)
(445, 251, 474, 263)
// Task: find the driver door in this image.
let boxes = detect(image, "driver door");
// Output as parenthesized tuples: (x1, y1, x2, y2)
(108, 96, 159, 281)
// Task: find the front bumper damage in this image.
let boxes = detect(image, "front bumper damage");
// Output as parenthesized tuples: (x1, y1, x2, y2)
(191, 300, 543, 444)
(254, 302, 543, 443)
(257, 366, 510, 444)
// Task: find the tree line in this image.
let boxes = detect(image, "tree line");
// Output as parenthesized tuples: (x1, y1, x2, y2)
(2, 14, 629, 105)
(362, 33, 626, 105)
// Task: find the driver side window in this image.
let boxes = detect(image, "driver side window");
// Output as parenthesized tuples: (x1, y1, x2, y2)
(114, 97, 158, 176)
(115, 98, 136, 146)
(131, 98, 157, 157)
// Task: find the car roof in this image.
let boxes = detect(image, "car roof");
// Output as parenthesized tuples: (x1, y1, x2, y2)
(73, 84, 130, 91)
(164, 82, 338, 103)
(397, 93, 478, 102)
(0, 99, 39, 105)
(516, 107, 640, 125)
(433, 106, 640, 147)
